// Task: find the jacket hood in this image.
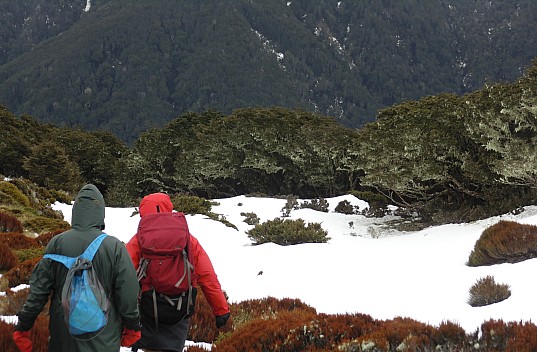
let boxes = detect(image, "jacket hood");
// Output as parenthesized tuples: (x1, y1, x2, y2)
(71, 184, 105, 230)
(139, 193, 173, 217)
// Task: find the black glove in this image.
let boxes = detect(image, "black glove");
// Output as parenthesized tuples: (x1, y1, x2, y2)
(216, 312, 230, 328)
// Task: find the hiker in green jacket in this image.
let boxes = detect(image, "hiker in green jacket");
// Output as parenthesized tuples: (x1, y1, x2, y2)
(13, 184, 141, 352)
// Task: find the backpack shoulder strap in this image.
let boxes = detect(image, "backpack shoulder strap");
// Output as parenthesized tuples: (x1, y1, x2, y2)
(43, 233, 108, 268)
(81, 233, 108, 261)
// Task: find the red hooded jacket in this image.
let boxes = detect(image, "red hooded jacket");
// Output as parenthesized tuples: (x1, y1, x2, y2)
(125, 193, 230, 317)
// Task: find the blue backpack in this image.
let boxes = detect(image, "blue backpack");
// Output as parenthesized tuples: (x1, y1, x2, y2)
(43, 233, 110, 339)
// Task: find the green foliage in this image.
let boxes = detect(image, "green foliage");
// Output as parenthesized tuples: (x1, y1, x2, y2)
(22, 216, 70, 235)
(0, 181, 30, 207)
(1, 1, 536, 144)
(468, 275, 511, 307)
(126, 108, 360, 198)
(350, 190, 389, 207)
(281, 195, 299, 217)
(247, 218, 330, 246)
(23, 141, 82, 193)
(13, 246, 44, 263)
(334, 200, 355, 215)
(170, 195, 213, 215)
(467, 220, 537, 267)
(240, 212, 260, 226)
(300, 198, 329, 212)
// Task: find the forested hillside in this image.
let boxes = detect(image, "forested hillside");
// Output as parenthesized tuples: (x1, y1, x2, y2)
(0, 0, 536, 143)
(1, 59, 536, 226)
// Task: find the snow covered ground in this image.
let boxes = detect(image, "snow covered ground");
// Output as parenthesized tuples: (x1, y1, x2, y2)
(4, 194, 537, 351)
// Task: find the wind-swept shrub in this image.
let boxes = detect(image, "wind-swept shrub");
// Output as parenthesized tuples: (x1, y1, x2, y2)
(468, 275, 511, 307)
(247, 218, 330, 246)
(467, 220, 537, 266)
(0, 211, 23, 233)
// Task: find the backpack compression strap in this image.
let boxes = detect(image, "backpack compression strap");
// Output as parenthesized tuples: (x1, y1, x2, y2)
(174, 249, 195, 316)
(43, 233, 108, 268)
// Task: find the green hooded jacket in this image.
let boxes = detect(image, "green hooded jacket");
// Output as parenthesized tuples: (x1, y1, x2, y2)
(16, 184, 140, 352)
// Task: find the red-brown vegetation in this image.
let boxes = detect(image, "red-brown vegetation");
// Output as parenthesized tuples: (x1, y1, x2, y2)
(0, 315, 48, 352)
(189, 290, 233, 343)
(0, 212, 23, 233)
(430, 320, 468, 347)
(468, 275, 511, 307)
(2, 257, 41, 288)
(0, 242, 18, 271)
(479, 319, 537, 352)
(0, 287, 30, 316)
(0, 232, 37, 250)
(215, 308, 317, 352)
(355, 317, 436, 350)
(34, 229, 63, 247)
(467, 220, 537, 266)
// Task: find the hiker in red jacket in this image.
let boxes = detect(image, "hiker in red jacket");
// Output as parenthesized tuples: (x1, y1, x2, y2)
(126, 192, 230, 352)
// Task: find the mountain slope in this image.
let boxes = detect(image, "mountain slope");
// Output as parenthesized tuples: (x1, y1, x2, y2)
(0, 0, 536, 143)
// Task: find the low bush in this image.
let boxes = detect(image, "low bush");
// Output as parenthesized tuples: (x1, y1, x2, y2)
(215, 308, 317, 351)
(0, 233, 37, 250)
(21, 216, 70, 235)
(13, 246, 45, 263)
(281, 196, 299, 217)
(467, 220, 537, 266)
(0, 211, 23, 233)
(231, 297, 317, 331)
(468, 275, 511, 307)
(479, 319, 537, 351)
(0, 181, 30, 207)
(189, 291, 232, 343)
(0, 314, 48, 352)
(240, 212, 259, 225)
(300, 198, 329, 212)
(171, 195, 213, 215)
(0, 287, 29, 315)
(0, 242, 18, 271)
(35, 229, 63, 246)
(247, 218, 330, 246)
(1, 257, 41, 289)
(334, 200, 355, 215)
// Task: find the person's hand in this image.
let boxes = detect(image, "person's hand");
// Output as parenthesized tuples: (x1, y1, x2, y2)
(13, 330, 32, 352)
(216, 312, 230, 328)
(121, 328, 141, 347)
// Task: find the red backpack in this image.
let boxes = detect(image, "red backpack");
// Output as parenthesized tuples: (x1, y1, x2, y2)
(136, 212, 198, 325)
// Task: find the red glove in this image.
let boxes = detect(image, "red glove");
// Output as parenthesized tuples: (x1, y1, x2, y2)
(121, 328, 141, 347)
(13, 331, 32, 352)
